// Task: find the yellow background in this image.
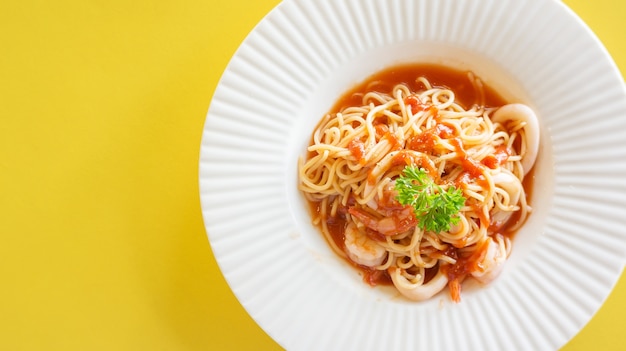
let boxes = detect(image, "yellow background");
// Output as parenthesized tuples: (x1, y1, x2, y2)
(0, 0, 624, 350)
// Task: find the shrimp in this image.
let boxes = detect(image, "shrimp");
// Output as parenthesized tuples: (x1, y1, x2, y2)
(491, 103, 540, 175)
(388, 266, 449, 301)
(363, 150, 435, 211)
(469, 234, 508, 284)
(363, 180, 407, 218)
(344, 222, 387, 267)
(348, 206, 417, 236)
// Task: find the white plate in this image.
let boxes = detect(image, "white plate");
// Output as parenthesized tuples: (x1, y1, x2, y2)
(199, 0, 626, 350)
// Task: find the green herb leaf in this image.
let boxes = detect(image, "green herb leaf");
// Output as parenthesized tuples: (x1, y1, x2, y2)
(394, 166, 465, 233)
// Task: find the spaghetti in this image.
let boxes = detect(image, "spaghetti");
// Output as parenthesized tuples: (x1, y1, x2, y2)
(298, 64, 539, 302)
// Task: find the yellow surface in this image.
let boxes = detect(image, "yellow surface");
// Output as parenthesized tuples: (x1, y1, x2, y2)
(0, 0, 623, 350)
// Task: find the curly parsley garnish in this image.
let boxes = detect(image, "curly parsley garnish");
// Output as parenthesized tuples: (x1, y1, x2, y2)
(394, 166, 465, 233)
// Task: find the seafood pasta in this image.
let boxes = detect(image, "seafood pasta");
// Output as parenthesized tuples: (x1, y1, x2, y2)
(298, 64, 539, 302)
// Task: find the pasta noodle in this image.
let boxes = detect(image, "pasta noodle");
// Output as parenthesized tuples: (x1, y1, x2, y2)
(298, 64, 539, 302)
